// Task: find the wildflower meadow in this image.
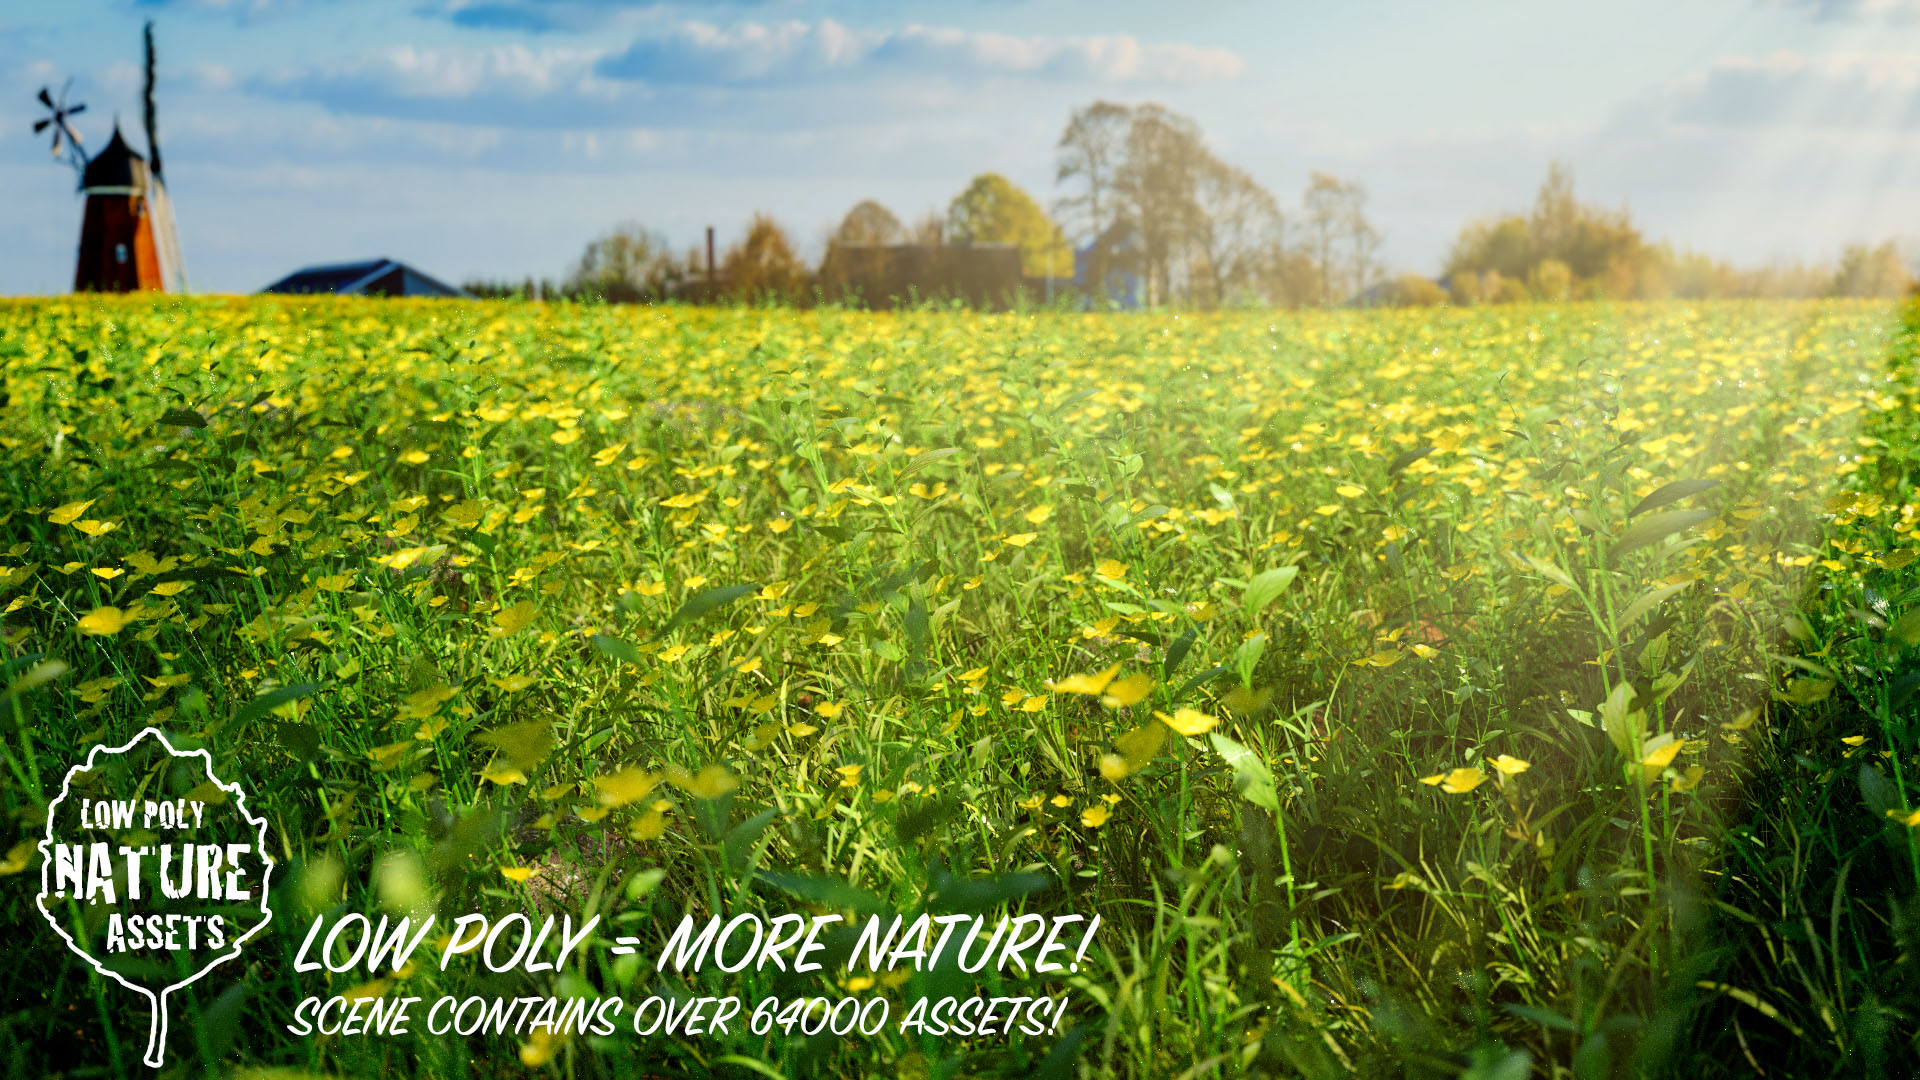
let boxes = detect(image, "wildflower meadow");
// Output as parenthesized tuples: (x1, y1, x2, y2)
(2, 294, 1918, 1078)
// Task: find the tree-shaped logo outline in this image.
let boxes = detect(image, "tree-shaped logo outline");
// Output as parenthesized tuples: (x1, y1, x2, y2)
(35, 727, 276, 1068)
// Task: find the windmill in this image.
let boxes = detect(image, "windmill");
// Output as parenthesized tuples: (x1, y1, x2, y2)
(35, 22, 187, 293)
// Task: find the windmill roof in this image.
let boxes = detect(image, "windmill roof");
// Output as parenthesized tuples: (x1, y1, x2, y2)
(81, 126, 146, 191)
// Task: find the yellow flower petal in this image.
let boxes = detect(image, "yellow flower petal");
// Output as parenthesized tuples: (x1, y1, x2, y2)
(1155, 708, 1218, 736)
(1048, 664, 1119, 695)
(76, 606, 129, 636)
(1100, 672, 1154, 708)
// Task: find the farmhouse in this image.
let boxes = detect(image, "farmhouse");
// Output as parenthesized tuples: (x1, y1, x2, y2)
(261, 257, 467, 298)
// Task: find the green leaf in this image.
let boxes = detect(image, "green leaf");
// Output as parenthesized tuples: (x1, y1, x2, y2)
(156, 406, 207, 429)
(1611, 508, 1714, 561)
(1521, 553, 1579, 591)
(1243, 566, 1299, 622)
(1629, 478, 1719, 519)
(592, 634, 645, 665)
(1598, 680, 1643, 758)
(1893, 608, 1920, 648)
(656, 583, 758, 638)
(1209, 732, 1280, 814)
(1619, 581, 1692, 629)
(755, 870, 889, 915)
(1387, 445, 1435, 475)
(1859, 763, 1903, 819)
(232, 682, 320, 727)
(897, 447, 960, 481)
(1162, 626, 1198, 679)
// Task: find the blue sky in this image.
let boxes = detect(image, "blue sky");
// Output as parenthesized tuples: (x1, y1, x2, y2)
(4, 0, 1920, 294)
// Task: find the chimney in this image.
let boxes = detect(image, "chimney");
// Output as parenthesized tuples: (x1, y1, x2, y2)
(705, 226, 716, 285)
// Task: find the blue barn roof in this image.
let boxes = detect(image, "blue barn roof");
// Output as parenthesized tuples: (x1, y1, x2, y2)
(261, 258, 467, 298)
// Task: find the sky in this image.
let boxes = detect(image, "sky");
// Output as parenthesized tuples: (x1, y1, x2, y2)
(4, 0, 1920, 294)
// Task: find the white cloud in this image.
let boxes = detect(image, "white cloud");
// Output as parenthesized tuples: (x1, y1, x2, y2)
(595, 19, 1245, 86)
(1764, 0, 1920, 19)
(1659, 50, 1920, 131)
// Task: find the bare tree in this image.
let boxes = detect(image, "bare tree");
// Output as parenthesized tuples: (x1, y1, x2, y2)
(1114, 104, 1209, 306)
(907, 208, 946, 246)
(1301, 174, 1379, 304)
(1191, 158, 1283, 306)
(1054, 101, 1133, 287)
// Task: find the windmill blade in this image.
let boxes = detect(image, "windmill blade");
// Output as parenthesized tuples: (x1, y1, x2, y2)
(38, 86, 53, 108)
(34, 118, 51, 134)
(68, 102, 86, 116)
(143, 20, 162, 181)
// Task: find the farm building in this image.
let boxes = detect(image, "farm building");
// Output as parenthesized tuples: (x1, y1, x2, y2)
(261, 257, 467, 298)
(818, 244, 1023, 309)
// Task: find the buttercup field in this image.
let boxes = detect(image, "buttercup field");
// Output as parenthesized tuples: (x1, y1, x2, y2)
(2, 293, 1917, 1075)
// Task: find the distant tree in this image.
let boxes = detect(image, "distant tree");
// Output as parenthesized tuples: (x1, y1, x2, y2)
(1830, 242, 1912, 297)
(1054, 101, 1134, 286)
(1445, 163, 1655, 300)
(832, 200, 905, 249)
(1190, 158, 1283, 307)
(1114, 105, 1209, 305)
(1383, 274, 1447, 306)
(568, 222, 679, 302)
(1528, 257, 1573, 301)
(1301, 173, 1378, 304)
(907, 209, 946, 246)
(1449, 268, 1484, 305)
(722, 213, 809, 300)
(946, 173, 1072, 278)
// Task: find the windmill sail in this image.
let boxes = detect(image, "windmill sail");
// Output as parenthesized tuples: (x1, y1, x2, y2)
(140, 20, 185, 291)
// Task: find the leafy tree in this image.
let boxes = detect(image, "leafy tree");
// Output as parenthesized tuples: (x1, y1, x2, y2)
(1831, 242, 1912, 297)
(831, 200, 904, 249)
(567, 222, 679, 302)
(946, 173, 1072, 278)
(722, 213, 808, 300)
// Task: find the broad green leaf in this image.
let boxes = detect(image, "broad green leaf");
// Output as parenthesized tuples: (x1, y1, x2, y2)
(1893, 608, 1920, 648)
(591, 634, 645, 665)
(1520, 553, 1578, 591)
(1162, 626, 1198, 679)
(897, 447, 960, 481)
(1619, 581, 1692, 629)
(1209, 731, 1280, 814)
(232, 683, 320, 726)
(1387, 445, 1435, 475)
(1611, 508, 1714, 561)
(1598, 680, 1643, 758)
(156, 406, 207, 429)
(1243, 566, 1299, 622)
(656, 582, 757, 638)
(755, 870, 889, 915)
(1629, 478, 1719, 519)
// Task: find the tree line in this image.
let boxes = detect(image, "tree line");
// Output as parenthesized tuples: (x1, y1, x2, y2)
(466, 102, 1915, 306)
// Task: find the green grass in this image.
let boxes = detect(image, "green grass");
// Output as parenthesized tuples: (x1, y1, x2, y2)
(0, 295, 1915, 1078)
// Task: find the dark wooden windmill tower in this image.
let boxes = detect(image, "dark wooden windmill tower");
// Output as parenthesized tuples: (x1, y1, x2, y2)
(35, 23, 186, 293)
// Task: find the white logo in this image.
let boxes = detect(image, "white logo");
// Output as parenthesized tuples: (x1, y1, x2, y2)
(37, 727, 275, 1068)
